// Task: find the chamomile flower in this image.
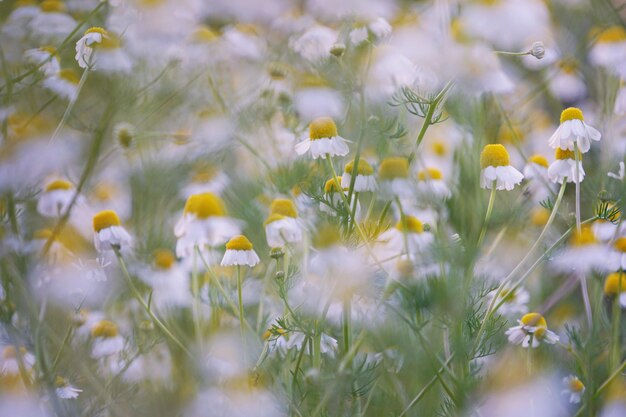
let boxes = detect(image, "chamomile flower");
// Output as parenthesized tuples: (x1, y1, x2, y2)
(90, 320, 125, 358)
(1, 345, 35, 376)
(341, 159, 377, 192)
(75, 27, 130, 71)
(321, 177, 360, 217)
(378, 157, 414, 199)
(55, 376, 82, 399)
(92, 210, 132, 252)
(551, 226, 607, 274)
(416, 167, 451, 200)
(588, 26, 626, 77)
(488, 285, 530, 317)
(24, 46, 60, 76)
(30, 0, 76, 42)
(37, 178, 76, 217)
(290, 25, 337, 62)
(221, 235, 260, 267)
(505, 312, 559, 348)
(523, 155, 551, 202)
(264, 199, 303, 248)
(548, 107, 601, 153)
(174, 193, 241, 258)
(548, 148, 585, 184)
(378, 216, 433, 255)
(562, 375, 585, 404)
(42, 68, 80, 101)
(548, 61, 587, 103)
(137, 249, 191, 309)
(604, 272, 626, 308)
(295, 117, 350, 159)
(479, 144, 524, 190)
(608, 237, 626, 271)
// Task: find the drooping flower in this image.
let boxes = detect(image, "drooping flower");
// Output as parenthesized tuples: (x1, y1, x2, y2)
(55, 376, 82, 399)
(221, 235, 260, 267)
(505, 312, 559, 348)
(378, 157, 414, 199)
(561, 375, 585, 404)
(90, 320, 125, 358)
(416, 167, 451, 199)
(548, 148, 585, 184)
(37, 178, 76, 217)
(264, 199, 302, 248)
(479, 144, 524, 190)
(295, 117, 349, 159)
(92, 210, 132, 252)
(548, 107, 601, 153)
(341, 159, 377, 192)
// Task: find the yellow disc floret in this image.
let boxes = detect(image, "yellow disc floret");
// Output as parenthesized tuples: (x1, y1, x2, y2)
(614, 237, 626, 253)
(270, 199, 298, 218)
(344, 159, 374, 176)
(183, 193, 226, 218)
(560, 107, 584, 123)
(379, 157, 409, 180)
(58, 68, 79, 84)
(324, 177, 345, 193)
(396, 216, 424, 234)
(40, 0, 65, 12)
(480, 144, 510, 169)
(85, 27, 108, 37)
(92, 210, 121, 232)
(570, 226, 596, 246)
(569, 377, 585, 393)
(153, 249, 175, 270)
(530, 207, 550, 226)
(418, 167, 443, 181)
(555, 148, 582, 161)
(313, 224, 341, 248)
(431, 140, 448, 156)
(225, 235, 253, 251)
(2, 346, 27, 359)
(264, 213, 285, 226)
(91, 320, 119, 338)
(604, 272, 626, 296)
(191, 25, 219, 43)
(528, 154, 549, 168)
(520, 312, 547, 338)
(309, 117, 338, 140)
(596, 26, 626, 43)
(45, 179, 72, 192)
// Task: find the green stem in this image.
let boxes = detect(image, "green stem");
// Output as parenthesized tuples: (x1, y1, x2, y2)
(49, 68, 89, 143)
(574, 143, 582, 233)
(477, 182, 497, 249)
(611, 272, 622, 369)
(343, 297, 351, 358)
(192, 247, 203, 350)
(237, 265, 247, 364)
(114, 249, 192, 357)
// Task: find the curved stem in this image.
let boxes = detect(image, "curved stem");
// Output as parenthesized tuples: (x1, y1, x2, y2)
(236, 265, 247, 364)
(574, 143, 582, 233)
(477, 182, 497, 249)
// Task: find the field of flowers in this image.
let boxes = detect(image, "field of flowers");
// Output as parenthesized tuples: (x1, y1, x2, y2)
(1, 0, 626, 416)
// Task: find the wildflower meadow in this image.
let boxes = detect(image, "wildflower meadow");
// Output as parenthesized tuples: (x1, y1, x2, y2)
(1, 0, 626, 416)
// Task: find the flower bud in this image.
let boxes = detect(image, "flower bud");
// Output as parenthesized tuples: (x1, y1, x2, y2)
(529, 41, 545, 59)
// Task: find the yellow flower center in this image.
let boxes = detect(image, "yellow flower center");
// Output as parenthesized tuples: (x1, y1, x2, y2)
(270, 199, 298, 218)
(614, 237, 626, 253)
(530, 207, 550, 226)
(92, 183, 115, 202)
(418, 167, 443, 181)
(313, 224, 341, 248)
(33, 228, 54, 240)
(92, 210, 121, 232)
(560, 107, 584, 123)
(59, 68, 79, 84)
(225, 235, 253, 251)
(2, 346, 27, 359)
(40, 46, 57, 55)
(498, 125, 524, 144)
(344, 159, 374, 176)
(555, 148, 583, 161)
(264, 213, 285, 226)
(596, 26, 626, 43)
(379, 157, 409, 180)
(520, 312, 547, 335)
(85, 27, 120, 49)
(191, 25, 219, 43)
(153, 249, 175, 270)
(55, 376, 69, 387)
(480, 144, 510, 169)
(570, 226, 596, 246)
(569, 378, 585, 393)
(16, 0, 37, 7)
(431, 140, 448, 156)
(91, 320, 119, 338)
(40, 0, 65, 12)
(309, 117, 338, 140)
(324, 177, 345, 194)
(85, 27, 108, 36)
(183, 193, 226, 218)
(528, 154, 548, 168)
(604, 272, 626, 296)
(396, 216, 424, 234)
(45, 179, 72, 192)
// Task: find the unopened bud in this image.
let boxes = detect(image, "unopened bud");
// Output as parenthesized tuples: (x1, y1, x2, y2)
(529, 41, 545, 60)
(330, 43, 345, 57)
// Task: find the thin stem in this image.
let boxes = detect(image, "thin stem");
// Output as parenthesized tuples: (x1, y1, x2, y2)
(113, 249, 192, 357)
(49, 68, 89, 143)
(579, 274, 593, 328)
(192, 247, 203, 351)
(610, 272, 622, 369)
(343, 297, 351, 358)
(574, 143, 582, 233)
(477, 182, 497, 249)
(237, 265, 247, 364)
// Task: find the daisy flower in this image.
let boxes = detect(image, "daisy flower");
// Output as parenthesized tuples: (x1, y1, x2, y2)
(548, 148, 585, 184)
(30, 0, 76, 42)
(416, 167, 451, 200)
(378, 216, 433, 256)
(523, 154, 549, 180)
(37, 178, 76, 218)
(137, 249, 191, 309)
(90, 320, 125, 358)
(174, 192, 241, 258)
(24, 46, 60, 76)
(55, 376, 82, 399)
(378, 157, 414, 199)
(75, 27, 129, 70)
(321, 177, 360, 218)
(42, 68, 80, 101)
(548, 107, 601, 153)
(608, 237, 626, 271)
(488, 285, 530, 317)
(220, 235, 260, 267)
(341, 159, 377, 192)
(588, 26, 626, 77)
(505, 312, 559, 348)
(604, 272, 626, 308)
(92, 210, 132, 252)
(479, 144, 524, 191)
(562, 375, 585, 404)
(295, 117, 350, 159)
(1, 345, 35, 376)
(264, 198, 303, 248)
